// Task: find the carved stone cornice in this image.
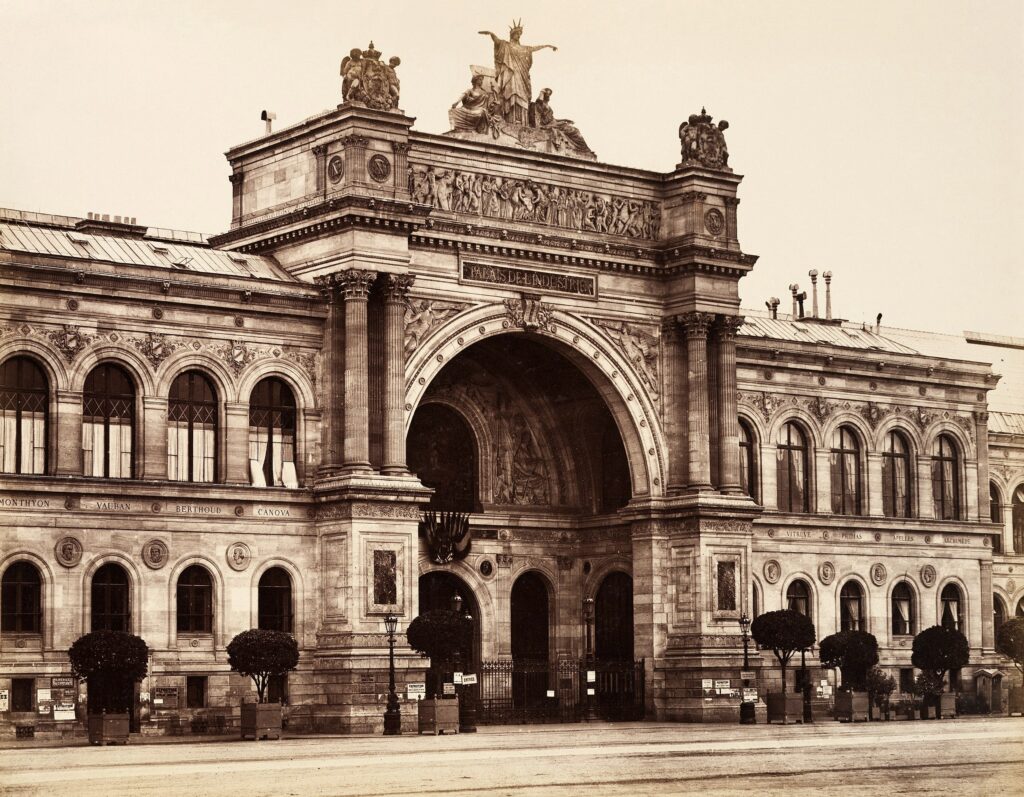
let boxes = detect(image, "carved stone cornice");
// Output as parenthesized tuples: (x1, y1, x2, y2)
(380, 273, 415, 302)
(714, 314, 745, 340)
(335, 269, 376, 299)
(391, 141, 411, 154)
(312, 144, 329, 156)
(677, 311, 715, 339)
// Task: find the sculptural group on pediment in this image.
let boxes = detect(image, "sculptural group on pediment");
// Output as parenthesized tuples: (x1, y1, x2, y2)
(446, 21, 595, 159)
(340, 42, 401, 111)
(678, 108, 731, 171)
(408, 164, 661, 240)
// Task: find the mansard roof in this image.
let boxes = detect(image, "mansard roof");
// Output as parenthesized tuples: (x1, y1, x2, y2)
(738, 311, 918, 355)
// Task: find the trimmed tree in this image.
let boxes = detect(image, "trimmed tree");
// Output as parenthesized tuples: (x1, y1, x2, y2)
(911, 625, 969, 687)
(865, 666, 896, 717)
(227, 629, 300, 703)
(819, 630, 879, 692)
(995, 616, 1024, 676)
(407, 608, 472, 696)
(751, 609, 816, 695)
(68, 630, 150, 714)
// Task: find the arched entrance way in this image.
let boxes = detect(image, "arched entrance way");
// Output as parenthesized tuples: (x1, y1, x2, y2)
(511, 572, 550, 709)
(595, 572, 634, 662)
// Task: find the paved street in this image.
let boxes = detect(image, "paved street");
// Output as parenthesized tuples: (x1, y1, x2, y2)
(1, 718, 1022, 796)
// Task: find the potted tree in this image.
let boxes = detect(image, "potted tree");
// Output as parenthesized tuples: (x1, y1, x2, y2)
(865, 666, 896, 720)
(995, 616, 1024, 715)
(406, 608, 471, 734)
(751, 609, 815, 724)
(820, 630, 878, 722)
(68, 630, 149, 745)
(911, 625, 969, 719)
(227, 629, 299, 740)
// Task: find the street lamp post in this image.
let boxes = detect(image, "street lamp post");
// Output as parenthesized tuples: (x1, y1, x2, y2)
(801, 644, 814, 724)
(582, 597, 598, 722)
(383, 613, 401, 735)
(451, 594, 477, 733)
(738, 613, 755, 725)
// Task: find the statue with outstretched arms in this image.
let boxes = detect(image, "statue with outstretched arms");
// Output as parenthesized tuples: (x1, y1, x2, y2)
(478, 21, 556, 126)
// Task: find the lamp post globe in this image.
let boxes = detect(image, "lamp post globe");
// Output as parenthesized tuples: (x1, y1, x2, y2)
(383, 612, 401, 735)
(738, 612, 755, 725)
(450, 592, 477, 733)
(582, 597, 598, 722)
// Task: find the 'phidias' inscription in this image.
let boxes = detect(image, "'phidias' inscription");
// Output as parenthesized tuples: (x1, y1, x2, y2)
(835, 531, 863, 541)
(175, 504, 222, 515)
(0, 497, 50, 508)
(256, 507, 291, 518)
(462, 262, 595, 297)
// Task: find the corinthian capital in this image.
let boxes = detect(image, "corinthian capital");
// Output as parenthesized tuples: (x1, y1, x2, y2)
(336, 269, 377, 299)
(714, 314, 745, 340)
(381, 273, 415, 302)
(676, 311, 715, 339)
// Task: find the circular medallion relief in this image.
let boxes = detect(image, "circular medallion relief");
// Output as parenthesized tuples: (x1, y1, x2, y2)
(818, 561, 836, 585)
(479, 560, 494, 578)
(1006, 578, 1016, 594)
(54, 537, 83, 568)
(704, 208, 725, 236)
(367, 154, 392, 183)
(327, 155, 344, 183)
(871, 563, 888, 586)
(226, 542, 252, 572)
(920, 564, 937, 588)
(142, 539, 169, 570)
(764, 559, 781, 584)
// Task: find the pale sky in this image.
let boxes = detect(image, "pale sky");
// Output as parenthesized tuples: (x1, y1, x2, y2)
(1, 0, 1021, 338)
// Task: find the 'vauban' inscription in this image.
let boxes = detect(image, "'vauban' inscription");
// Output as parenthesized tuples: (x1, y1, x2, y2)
(462, 262, 595, 297)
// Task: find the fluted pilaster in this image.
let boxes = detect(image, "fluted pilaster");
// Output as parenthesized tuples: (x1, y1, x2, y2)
(337, 269, 376, 472)
(381, 274, 414, 474)
(678, 312, 715, 491)
(715, 315, 744, 493)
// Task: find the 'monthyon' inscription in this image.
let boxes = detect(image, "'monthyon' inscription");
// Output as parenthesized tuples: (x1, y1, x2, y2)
(462, 261, 595, 297)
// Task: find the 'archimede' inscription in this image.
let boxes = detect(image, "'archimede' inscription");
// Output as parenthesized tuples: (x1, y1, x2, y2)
(462, 262, 595, 297)
(943, 535, 972, 545)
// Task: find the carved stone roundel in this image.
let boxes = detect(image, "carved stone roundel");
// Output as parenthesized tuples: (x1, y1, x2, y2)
(367, 154, 392, 183)
(1006, 578, 1016, 594)
(818, 561, 836, 586)
(227, 542, 252, 572)
(871, 563, 887, 586)
(142, 539, 169, 570)
(327, 155, 344, 183)
(763, 559, 781, 584)
(920, 564, 937, 588)
(704, 208, 725, 236)
(54, 536, 83, 568)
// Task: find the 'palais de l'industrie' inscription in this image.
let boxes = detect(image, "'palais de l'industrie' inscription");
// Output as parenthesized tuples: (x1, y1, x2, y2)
(461, 261, 596, 297)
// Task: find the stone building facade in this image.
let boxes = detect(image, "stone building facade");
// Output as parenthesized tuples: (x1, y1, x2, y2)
(2, 40, 1022, 737)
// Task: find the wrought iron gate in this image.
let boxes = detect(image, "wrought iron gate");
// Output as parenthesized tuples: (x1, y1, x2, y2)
(476, 659, 645, 724)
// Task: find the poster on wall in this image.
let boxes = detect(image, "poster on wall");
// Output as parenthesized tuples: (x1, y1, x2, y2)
(0, 689, 8, 712)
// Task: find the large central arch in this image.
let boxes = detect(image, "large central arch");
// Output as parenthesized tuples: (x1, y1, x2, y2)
(404, 304, 667, 498)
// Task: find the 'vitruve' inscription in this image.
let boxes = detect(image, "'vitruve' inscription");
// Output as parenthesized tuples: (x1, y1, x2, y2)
(462, 262, 595, 297)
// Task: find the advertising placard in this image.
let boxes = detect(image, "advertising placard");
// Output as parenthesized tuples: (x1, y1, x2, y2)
(0, 689, 8, 712)
(406, 683, 426, 700)
(53, 704, 76, 721)
(462, 674, 478, 685)
(453, 672, 463, 684)
(443, 682, 456, 695)
(152, 686, 179, 709)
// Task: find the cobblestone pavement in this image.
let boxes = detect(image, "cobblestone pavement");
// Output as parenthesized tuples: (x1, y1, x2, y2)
(1, 717, 1022, 796)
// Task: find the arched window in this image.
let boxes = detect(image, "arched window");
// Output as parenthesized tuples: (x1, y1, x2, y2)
(994, 595, 1007, 636)
(840, 582, 864, 632)
(83, 364, 134, 478)
(248, 378, 297, 488)
(91, 563, 130, 632)
(776, 422, 809, 513)
(940, 584, 962, 632)
(931, 435, 961, 520)
(1017, 598, 1024, 618)
(177, 565, 213, 634)
(892, 582, 914, 636)
(408, 404, 478, 512)
(0, 357, 48, 475)
(739, 419, 758, 502)
(881, 431, 912, 518)
(787, 579, 811, 619)
(990, 483, 1003, 524)
(830, 426, 862, 515)
(1, 561, 42, 633)
(258, 568, 293, 633)
(1013, 486, 1024, 554)
(168, 371, 217, 483)
(752, 581, 761, 620)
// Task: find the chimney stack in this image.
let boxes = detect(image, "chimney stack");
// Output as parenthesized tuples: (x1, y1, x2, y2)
(875, 313, 883, 333)
(823, 271, 833, 319)
(808, 269, 819, 318)
(789, 284, 799, 318)
(765, 297, 780, 319)
(261, 110, 277, 135)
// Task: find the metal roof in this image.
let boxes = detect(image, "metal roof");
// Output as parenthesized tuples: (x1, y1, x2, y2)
(0, 222, 293, 282)
(738, 311, 919, 355)
(990, 412, 1024, 436)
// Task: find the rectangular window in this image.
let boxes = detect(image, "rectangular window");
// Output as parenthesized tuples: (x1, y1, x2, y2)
(268, 674, 288, 705)
(716, 561, 736, 611)
(11, 678, 33, 712)
(899, 668, 914, 694)
(373, 550, 397, 605)
(186, 676, 207, 709)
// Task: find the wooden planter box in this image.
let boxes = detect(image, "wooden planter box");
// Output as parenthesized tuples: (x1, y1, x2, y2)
(765, 693, 804, 724)
(88, 713, 130, 745)
(834, 691, 870, 722)
(418, 697, 460, 735)
(240, 702, 282, 741)
(1008, 687, 1024, 717)
(937, 692, 957, 719)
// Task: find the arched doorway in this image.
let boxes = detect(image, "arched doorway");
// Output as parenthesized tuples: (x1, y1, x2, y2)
(419, 571, 478, 695)
(511, 572, 550, 708)
(595, 572, 633, 662)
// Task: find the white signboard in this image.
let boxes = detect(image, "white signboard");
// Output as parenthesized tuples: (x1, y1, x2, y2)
(586, 688, 595, 696)
(587, 670, 597, 683)
(0, 689, 8, 712)
(443, 682, 456, 695)
(701, 679, 713, 689)
(742, 688, 758, 703)
(714, 680, 731, 689)
(36, 688, 51, 702)
(462, 674, 478, 685)
(53, 704, 76, 721)
(546, 690, 556, 698)
(406, 683, 426, 700)
(453, 672, 463, 685)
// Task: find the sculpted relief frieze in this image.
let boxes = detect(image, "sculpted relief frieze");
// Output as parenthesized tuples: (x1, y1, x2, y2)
(408, 163, 661, 241)
(589, 318, 660, 402)
(404, 298, 471, 359)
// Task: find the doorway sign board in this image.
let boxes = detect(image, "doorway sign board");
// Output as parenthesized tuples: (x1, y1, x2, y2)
(461, 674, 477, 685)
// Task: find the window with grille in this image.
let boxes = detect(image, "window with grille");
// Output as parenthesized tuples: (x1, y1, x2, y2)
(0, 357, 48, 475)
(177, 565, 213, 634)
(82, 364, 134, 478)
(881, 431, 912, 518)
(1, 561, 42, 633)
(168, 371, 218, 483)
(248, 378, 297, 488)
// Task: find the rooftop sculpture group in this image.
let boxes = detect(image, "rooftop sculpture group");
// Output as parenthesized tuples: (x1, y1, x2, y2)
(678, 108, 731, 171)
(340, 42, 401, 111)
(447, 21, 595, 159)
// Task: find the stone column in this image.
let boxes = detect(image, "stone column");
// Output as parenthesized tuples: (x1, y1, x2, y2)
(916, 455, 934, 519)
(338, 269, 376, 473)
(678, 312, 715, 491)
(866, 453, 885, 516)
(224, 402, 251, 485)
(140, 397, 168, 480)
(714, 315, 744, 493)
(980, 559, 994, 649)
(54, 390, 83, 476)
(229, 171, 244, 226)
(381, 274, 414, 474)
(316, 276, 343, 475)
(975, 411, 990, 523)
(662, 321, 688, 493)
